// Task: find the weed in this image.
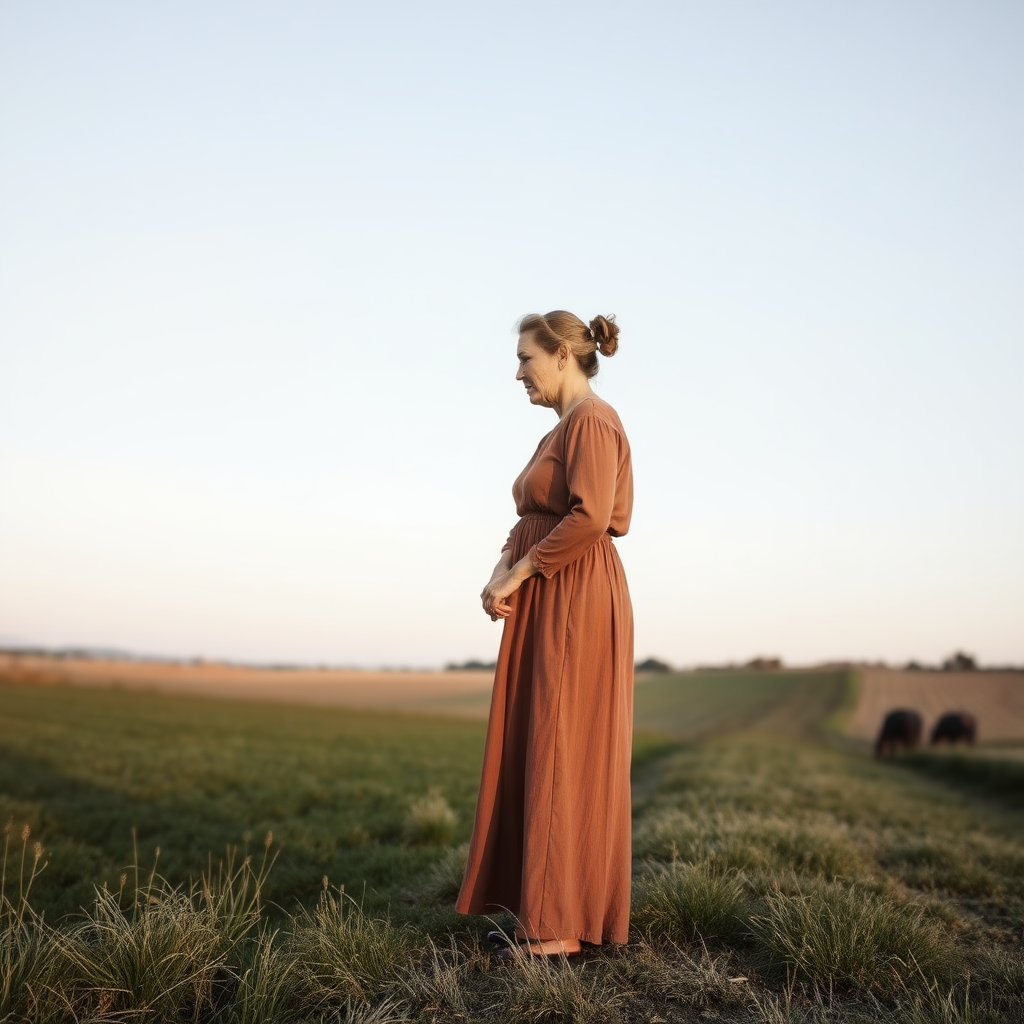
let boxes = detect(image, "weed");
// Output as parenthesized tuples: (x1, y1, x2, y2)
(403, 788, 459, 847)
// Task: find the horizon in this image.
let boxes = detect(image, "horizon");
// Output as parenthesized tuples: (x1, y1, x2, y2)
(3, 642, 1018, 675)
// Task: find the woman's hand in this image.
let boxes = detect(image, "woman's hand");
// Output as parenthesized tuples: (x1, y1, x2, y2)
(481, 557, 537, 621)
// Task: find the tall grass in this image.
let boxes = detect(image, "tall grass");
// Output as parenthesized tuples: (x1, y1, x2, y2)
(748, 878, 957, 996)
(0, 821, 57, 1022)
(289, 882, 414, 1009)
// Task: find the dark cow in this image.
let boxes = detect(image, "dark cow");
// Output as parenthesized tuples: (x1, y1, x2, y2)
(875, 709, 923, 758)
(930, 711, 977, 746)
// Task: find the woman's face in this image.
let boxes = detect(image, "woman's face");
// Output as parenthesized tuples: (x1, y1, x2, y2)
(515, 332, 562, 407)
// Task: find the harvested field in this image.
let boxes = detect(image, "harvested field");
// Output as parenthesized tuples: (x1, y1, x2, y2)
(0, 651, 494, 716)
(845, 667, 1024, 744)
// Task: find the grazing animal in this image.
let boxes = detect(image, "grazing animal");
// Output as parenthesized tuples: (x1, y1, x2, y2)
(875, 709, 923, 758)
(930, 711, 977, 746)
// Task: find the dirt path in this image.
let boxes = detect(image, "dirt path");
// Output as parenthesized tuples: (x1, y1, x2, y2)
(844, 668, 1024, 744)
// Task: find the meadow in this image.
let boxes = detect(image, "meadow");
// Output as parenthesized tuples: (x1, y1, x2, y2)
(1, 666, 1023, 1022)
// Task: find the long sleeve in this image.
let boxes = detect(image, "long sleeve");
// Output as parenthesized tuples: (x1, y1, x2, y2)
(528, 411, 625, 579)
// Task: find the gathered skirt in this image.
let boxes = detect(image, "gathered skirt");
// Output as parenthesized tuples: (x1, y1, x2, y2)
(455, 513, 634, 944)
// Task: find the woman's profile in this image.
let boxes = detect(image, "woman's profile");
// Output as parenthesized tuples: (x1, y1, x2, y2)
(455, 310, 634, 959)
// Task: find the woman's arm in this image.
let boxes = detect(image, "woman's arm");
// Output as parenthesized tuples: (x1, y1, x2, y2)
(528, 412, 623, 578)
(481, 551, 536, 620)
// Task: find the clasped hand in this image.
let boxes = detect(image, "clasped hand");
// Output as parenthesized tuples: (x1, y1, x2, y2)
(480, 557, 536, 621)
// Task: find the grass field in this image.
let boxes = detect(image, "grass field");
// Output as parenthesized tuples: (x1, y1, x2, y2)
(2, 667, 1024, 1022)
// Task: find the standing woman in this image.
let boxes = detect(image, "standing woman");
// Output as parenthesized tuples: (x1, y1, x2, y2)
(456, 310, 634, 958)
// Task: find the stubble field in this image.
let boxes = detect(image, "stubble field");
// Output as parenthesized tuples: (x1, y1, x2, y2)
(1, 657, 1023, 1022)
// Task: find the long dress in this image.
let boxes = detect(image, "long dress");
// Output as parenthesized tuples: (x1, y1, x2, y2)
(455, 396, 634, 945)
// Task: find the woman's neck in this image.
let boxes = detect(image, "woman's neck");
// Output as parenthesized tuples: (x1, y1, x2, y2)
(554, 384, 595, 420)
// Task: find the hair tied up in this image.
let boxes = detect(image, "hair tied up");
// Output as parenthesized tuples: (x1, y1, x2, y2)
(516, 310, 619, 379)
(589, 314, 619, 358)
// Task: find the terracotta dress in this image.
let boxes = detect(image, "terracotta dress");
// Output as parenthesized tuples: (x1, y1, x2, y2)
(455, 396, 634, 945)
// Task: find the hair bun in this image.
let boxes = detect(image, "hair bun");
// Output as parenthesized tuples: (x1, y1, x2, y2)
(589, 315, 619, 357)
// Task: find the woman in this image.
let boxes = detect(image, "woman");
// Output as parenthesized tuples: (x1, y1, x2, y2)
(455, 310, 634, 959)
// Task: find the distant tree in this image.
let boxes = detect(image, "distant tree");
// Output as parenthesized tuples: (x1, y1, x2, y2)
(635, 657, 673, 673)
(745, 656, 783, 671)
(445, 659, 497, 671)
(942, 651, 978, 671)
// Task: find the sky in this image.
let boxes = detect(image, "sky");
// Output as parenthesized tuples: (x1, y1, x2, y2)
(1, 1, 1021, 669)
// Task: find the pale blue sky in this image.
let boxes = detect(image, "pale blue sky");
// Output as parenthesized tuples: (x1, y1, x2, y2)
(2, 1, 1021, 667)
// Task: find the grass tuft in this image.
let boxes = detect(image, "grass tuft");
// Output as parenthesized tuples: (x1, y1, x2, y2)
(0, 822, 62, 1021)
(403, 789, 459, 847)
(233, 926, 300, 1024)
(748, 878, 958, 996)
(398, 934, 470, 1018)
(59, 879, 231, 1020)
(291, 883, 414, 1009)
(417, 843, 468, 903)
(497, 947, 622, 1023)
(632, 858, 747, 944)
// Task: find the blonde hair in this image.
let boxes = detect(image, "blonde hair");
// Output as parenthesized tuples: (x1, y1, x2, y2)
(516, 311, 619, 379)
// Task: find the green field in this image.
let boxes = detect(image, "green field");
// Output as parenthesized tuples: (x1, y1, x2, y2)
(2, 669, 1023, 1022)
(633, 668, 853, 739)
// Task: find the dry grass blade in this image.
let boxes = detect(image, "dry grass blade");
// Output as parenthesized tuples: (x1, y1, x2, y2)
(397, 934, 470, 1017)
(496, 945, 622, 1024)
